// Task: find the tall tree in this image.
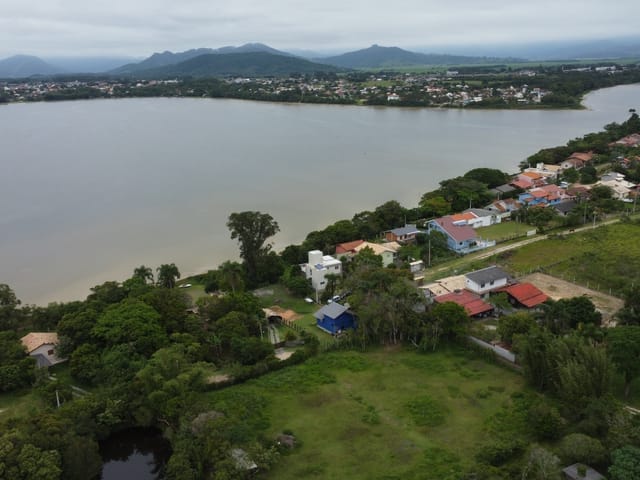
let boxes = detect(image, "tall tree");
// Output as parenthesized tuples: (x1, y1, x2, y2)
(156, 263, 181, 289)
(218, 261, 245, 293)
(132, 265, 154, 284)
(227, 211, 280, 283)
(607, 326, 640, 399)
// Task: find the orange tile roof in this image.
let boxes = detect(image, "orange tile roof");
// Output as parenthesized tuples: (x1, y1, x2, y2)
(502, 283, 548, 308)
(522, 172, 543, 179)
(335, 240, 365, 254)
(20, 332, 59, 353)
(450, 212, 477, 222)
(435, 290, 493, 317)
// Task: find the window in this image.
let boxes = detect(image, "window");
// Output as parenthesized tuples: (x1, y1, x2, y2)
(481, 283, 486, 288)
(47, 349, 54, 355)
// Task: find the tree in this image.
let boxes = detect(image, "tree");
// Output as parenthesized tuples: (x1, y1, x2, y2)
(497, 312, 536, 345)
(609, 445, 640, 480)
(133, 265, 154, 284)
(0, 284, 21, 331)
(156, 263, 181, 289)
(607, 326, 640, 399)
(463, 168, 510, 189)
(92, 300, 168, 357)
(227, 211, 280, 283)
(617, 285, 640, 325)
(521, 446, 560, 480)
(218, 261, 245, 293)
(423, 302, 469, 351)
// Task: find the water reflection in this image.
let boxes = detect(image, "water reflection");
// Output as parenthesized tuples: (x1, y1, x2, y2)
(100, 428, 171, 480)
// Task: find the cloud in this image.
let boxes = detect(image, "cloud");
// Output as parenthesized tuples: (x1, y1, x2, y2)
(0, 0, 637, 57)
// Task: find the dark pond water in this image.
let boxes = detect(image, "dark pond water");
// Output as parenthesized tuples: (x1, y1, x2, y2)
(100, 428, 172, 480)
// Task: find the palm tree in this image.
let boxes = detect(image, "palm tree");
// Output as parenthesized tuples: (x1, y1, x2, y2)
(156, 263, 180, 289)
(132, 265, 154, 284)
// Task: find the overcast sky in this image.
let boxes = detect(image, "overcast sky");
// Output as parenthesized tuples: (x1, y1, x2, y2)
(0, 0, 638, 58)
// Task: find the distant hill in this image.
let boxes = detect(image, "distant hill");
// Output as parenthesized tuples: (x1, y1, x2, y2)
(112, 43, 295, 74)
(316, 44, 520, 68)
(45, 56, 145, 73)
(125, 51, 342, 78)
(0, 55, 62, 78)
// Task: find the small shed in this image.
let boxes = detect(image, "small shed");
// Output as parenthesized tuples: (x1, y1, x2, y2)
(562, 463, 604, 480)
(314, 302, 356, 335)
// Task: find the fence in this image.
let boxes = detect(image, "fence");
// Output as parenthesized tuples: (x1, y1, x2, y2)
(467, 336, 517, 364)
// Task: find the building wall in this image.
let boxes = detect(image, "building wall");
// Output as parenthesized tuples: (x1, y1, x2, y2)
(30, 344, 65, 367)
(465, 276, 508, 295)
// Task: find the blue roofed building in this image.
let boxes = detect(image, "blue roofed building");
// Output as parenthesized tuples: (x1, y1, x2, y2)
(314, 302, 356, 335)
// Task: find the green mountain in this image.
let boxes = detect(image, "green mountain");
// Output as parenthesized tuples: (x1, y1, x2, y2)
(123, 51, 343, 78)
(316, 44, 520, 68)
(0, 55, 62, 78)
(111, 43, 296, 75)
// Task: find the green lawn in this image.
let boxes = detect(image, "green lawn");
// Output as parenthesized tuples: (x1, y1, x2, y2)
(204, 347, 525, 479)
(499, 222, 640, 294)
(476, 221, 535, 242)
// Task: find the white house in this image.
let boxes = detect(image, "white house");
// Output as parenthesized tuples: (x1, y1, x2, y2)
(20, 332, 66, 368)
(464, 266, 511, 296)
(302, 250, 342, 291)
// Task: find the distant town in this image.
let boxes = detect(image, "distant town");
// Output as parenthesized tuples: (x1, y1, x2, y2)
(2, 62, 640, 108)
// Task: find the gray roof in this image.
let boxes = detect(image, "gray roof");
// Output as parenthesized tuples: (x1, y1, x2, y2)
(388, 224, 423, 236)
(492, 184, 516, 194)
(554, 200, 578, 214)
(464, 208, 495, 218)
(314, 302, 348, 320)
(562, 464, 604, 480)
(465, 266, 510, 285)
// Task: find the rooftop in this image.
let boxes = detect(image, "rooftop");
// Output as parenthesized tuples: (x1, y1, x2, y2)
(502, 283, 548, 308)
(20, 332, 59, 353)
(465, 266, 510, 285)
(314, 302, 349, 320)
(431, 216, 477, 243)
(434, 290, 493, 316)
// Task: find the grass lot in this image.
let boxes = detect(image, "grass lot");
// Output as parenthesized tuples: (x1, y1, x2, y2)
(205, 347, 525, 479)
(0, 389, 44, 421)
(476, 221, 535, 242)
(498, 222, 640, 294)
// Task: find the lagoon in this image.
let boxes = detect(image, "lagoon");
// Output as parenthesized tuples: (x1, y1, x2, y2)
(1, 85, 640, 304)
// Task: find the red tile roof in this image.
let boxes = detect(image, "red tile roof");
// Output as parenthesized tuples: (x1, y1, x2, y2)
(434, 290, 493, 317)
(511, 179, 530, 189)
(335, 240, 364, 254)
(503, 283, 548, 308)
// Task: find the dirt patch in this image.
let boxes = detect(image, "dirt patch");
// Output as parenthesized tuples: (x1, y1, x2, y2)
(521, 272, 623, 322)
(275, 349, 294, 361)
(263, 305, 302, 322)
(207, 374, 231, 384)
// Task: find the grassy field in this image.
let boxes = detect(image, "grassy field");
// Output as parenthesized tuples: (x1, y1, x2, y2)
(476, 222, 535, 242)
(498, 222, 640, 294)
(205, 347, 525, 479)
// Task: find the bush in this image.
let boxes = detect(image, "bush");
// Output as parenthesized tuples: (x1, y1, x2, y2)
(476, 438, 526, 466)
(527, 401, 565, 441)
(557, 433, 607, 466)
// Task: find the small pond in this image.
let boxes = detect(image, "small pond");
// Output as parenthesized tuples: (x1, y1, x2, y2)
(100, 427, 172, 480)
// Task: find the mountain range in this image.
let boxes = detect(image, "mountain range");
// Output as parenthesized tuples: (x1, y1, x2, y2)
(2, 39, 640, 79)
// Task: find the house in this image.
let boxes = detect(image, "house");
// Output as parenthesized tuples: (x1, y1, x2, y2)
(595, 172, 636, 200)
(428, 216, 496, 254)
(489, 183, 517, 198)
(518, 184, 569, 207)
(560, 152, 593, 170)
(335, 240, 400, 267)
(314, 302, 356, 335)
(553, 200, 579, 216)
(500, 283, 548, 308)
(562, 463, 604, 480)
(384, 224, 424, 244)
(524, 163, 562, 180)
(465, 266, 510, 296)
(485, 198, 521, 219)
(421, 274, 467, 299)
(462, 208, 502, 227)
(301, 250, 342, 291)
(512, 171, 546, 189)
(20, 332, 66, 367)
(434, 290, 494, 318)
(612, 132, 640, 148)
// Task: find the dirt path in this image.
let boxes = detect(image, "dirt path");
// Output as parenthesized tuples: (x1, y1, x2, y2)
(521, 272, 623, 322)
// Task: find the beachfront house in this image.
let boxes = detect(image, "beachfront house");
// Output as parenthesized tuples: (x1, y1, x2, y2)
(302, 250, 342, 291)
(427, 216, 496, 254)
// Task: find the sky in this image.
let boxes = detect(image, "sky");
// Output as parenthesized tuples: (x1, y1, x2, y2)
(0, 0, 638, 58)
